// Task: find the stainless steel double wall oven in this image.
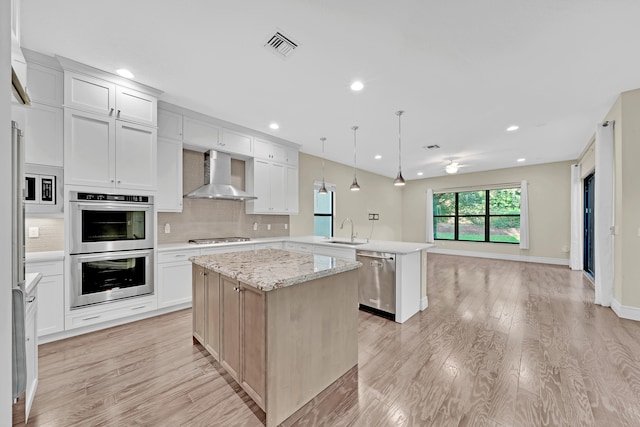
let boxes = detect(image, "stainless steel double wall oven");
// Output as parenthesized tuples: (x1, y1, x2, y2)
(69, 192, 154, 308)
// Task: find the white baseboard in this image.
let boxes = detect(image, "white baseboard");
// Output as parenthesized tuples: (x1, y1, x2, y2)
(611, 298, 640, 321)
(426, 248, 569, 266)
(420, 296, 428, 311)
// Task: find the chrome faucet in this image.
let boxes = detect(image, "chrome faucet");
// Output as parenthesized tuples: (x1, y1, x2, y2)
(340, 217, 356, 242)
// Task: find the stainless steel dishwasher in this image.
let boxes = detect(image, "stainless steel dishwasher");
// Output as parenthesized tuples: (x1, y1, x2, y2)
(356, 250, 396, 319)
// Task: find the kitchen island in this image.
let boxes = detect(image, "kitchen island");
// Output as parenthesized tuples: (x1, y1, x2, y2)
(190, 249, 361, 427)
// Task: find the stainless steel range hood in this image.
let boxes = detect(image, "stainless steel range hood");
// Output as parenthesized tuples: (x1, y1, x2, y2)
(185, 150, 257, 201)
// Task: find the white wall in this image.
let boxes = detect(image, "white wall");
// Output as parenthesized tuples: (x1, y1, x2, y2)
(402, 161, 574, 263)
(289, 153, 404, 241)
(2, 0, 15, 423)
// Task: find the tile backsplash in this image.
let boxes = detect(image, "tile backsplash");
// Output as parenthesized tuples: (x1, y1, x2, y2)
(25, 217, 64, 252)
(157, 149, 290, 244)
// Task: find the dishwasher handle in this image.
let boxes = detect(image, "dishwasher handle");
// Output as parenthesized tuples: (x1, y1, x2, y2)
(357, 253, 394, 261)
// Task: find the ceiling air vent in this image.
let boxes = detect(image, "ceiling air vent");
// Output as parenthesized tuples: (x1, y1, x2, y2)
(264, 30, 299, 59)
(423, 144, 441, 150)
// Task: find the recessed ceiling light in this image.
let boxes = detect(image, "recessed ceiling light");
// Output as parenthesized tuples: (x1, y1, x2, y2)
(506, 125, 519, 132)
(417, 172, 423, 176)
(116, 68, 134, 79)
(374, 154, 382, 160)
(350, 81, 364, 91)
(269, 123, 279, 130)
(517, 158, 526, 162)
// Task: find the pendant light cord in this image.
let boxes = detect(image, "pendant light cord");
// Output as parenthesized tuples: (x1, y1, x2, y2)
(352, 126, 358, 179)
(397, 111, 403, 173)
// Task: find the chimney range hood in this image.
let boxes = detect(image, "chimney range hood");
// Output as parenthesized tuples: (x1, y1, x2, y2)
(185, 150, 257, 201)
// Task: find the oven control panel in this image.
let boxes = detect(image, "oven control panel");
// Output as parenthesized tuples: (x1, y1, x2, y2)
(74, 192, 151, 203)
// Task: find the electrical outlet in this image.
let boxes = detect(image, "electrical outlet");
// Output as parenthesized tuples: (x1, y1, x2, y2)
(253, 222, 258, 231)
(368, 213, 380, 220)
(164, 223, 171, 234)
(28, 227, 39, 238)
(284, 224, 288, 230)
(267, 224, 271, 230)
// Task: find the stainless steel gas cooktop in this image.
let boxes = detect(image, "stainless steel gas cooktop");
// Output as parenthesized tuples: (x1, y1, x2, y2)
(188, 237, 251, 244)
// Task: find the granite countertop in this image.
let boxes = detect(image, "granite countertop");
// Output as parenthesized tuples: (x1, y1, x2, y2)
(190, 248, 361, 292)
(159, 236, 434, 254)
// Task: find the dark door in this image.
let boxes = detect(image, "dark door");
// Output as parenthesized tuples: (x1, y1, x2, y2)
(584, 173, 595, 277)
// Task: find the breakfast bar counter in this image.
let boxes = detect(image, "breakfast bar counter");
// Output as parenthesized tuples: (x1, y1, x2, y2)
(190, 249, 361, 427)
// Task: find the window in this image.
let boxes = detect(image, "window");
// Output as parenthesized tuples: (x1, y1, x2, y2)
(314, 188, 333, 237)
(433, 188, 521, 243)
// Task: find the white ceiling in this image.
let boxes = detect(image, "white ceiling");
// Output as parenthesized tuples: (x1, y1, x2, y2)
(20, 0, 640, 180)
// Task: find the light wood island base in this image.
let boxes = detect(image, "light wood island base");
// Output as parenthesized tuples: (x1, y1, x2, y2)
(192, 262, 358, 426)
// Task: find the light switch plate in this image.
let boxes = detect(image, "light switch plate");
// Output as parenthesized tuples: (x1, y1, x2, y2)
(28, 227, 39, 238)
(164, 223, 171, 234)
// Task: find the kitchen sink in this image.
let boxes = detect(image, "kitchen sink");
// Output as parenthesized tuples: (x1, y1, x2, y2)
(328, 241, 367, 246)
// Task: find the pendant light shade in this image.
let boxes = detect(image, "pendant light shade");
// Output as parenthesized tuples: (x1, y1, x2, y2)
(394, 110, 406, 186)
(350, 126, 361, 191)
(318, 137, 328, 194)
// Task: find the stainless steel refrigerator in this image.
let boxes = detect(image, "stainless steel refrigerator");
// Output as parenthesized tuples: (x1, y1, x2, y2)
(11, 120, 27, 402)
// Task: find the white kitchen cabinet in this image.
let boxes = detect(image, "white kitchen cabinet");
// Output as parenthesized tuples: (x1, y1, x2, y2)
(246, 159, 298, 215)
(64, 109, 156, 190)
(254, 138, 285, 162)
(64, 108, 115, 188)
(23, 103, 63, 167)
(284, 242, 313, 253)
(26, 259, 64, 337)
(183, 116, 220, 151)
(65, 295, 157, 330)
(25, 61, 63, 107)
(158, 109, 183, 141)
(157, 138, 183, 212)
(220, 128, 252, 157)
(114, 121, 157, 191)
(157, 250, 199, 309)
(285, 166, 298, 214)
(284, 148, 298, 166)
(64, 71, 116, 116)
(115, 85, 157, 126)
(64, 71, 157, 126)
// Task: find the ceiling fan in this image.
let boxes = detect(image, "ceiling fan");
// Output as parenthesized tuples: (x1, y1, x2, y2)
(444, 160, 468, 174)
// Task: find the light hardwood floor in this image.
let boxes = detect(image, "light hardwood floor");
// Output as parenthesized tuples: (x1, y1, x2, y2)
(16, 254, 640, 426)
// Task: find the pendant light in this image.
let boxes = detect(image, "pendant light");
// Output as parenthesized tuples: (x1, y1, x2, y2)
(318, 137, 328, 194)
(350, 126, 361, 191)
(393, 110, 406, 186)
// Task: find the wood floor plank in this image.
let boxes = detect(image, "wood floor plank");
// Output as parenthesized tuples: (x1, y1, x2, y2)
(16, 254, 640, 427)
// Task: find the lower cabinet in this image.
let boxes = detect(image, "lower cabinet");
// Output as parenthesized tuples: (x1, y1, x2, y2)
(24, 284, 38, 422)
(157, 250, 198, 308)
(195, 271, 266, 410)
(26, 259, 64, 338)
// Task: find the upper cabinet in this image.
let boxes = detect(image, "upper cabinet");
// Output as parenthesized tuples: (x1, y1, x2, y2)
(25, 61, 63, 107)
(183, 116, 220, 151)
(59, 56, 162, 191)
(221, 129, 252, 157)
(254, 138, 285, 163)
(64, 71, 157, 127)
(158, 109, 183, 141)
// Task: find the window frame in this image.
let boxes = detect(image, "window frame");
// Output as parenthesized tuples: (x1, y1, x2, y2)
(313, 188, 334, 237)
(433, 188, 521, 244)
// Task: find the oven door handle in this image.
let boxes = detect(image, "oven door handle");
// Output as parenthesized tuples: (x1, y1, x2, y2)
(75, 203, 152, 211)
(72, 249, 153, 262)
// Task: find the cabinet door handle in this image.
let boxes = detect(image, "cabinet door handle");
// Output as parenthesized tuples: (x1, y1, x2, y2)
(83, 315, 100, 321)
(131, 305, 146, 311)
(233, 286, 241, 293)
(27, 296, 36, 303)
(110, 179, 115, 183)
(109, 108, 114, 115)
(117, 109, 121, 117)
